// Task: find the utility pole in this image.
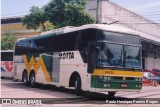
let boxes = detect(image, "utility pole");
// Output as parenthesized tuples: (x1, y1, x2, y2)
(96, 0, 99, 24)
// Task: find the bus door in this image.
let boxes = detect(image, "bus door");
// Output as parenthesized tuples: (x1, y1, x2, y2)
(87, 43, 98, 91)
(52, 52, 60, 83)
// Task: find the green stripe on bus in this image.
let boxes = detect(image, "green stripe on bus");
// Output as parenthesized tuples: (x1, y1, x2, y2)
(26, 53, 53, 73)
(41, 53, 53, 73)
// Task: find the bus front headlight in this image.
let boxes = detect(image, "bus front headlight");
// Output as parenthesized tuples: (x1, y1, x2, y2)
(104, 76, 111, 80)
(135, 78, 142, 81)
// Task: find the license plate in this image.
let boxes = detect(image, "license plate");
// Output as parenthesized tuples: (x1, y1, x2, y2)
(121, 84, 127, 88)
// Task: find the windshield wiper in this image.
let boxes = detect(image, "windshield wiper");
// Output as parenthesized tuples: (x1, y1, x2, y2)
(130, 63, 136, 71)
(112, 61, 118, 70)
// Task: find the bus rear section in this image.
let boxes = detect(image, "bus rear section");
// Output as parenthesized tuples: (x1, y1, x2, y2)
(1, 50, 14, 78)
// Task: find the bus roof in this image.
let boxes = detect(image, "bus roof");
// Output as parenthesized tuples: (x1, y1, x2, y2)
(63, 24, 139, 35)
(42, 24, 139, 36)
(18, 24, 139, 41)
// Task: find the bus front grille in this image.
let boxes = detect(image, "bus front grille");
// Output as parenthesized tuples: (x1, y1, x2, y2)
(113, 77, 123, 80)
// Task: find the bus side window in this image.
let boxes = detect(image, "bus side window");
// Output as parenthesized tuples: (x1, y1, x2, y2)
(1, 52, 13, 61)
(30, 40, 38, 53)
(15, 40, 31, 55)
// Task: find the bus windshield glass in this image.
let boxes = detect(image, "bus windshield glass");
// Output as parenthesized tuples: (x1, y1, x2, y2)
(97, 43, 123, 67)
(97, 42, 141, 69)
(124, 46, 141, 69)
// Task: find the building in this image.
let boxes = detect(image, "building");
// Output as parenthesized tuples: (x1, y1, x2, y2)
(86, 0, 160, 70)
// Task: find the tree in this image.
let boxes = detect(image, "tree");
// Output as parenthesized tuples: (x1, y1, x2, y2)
(22, 0, 95, 30)
(1, 31, 17, 50)
(22, 6, 47, 31)
(43, 0, 95, 28)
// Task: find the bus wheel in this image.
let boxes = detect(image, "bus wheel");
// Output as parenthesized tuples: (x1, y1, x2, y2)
(22, 71, 29, 85)
(108, 92, 116, 97)
(74, 76, 81, 96)
(30, 72, 36, 88)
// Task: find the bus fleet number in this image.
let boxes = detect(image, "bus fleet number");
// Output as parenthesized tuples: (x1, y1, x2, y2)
(105, 71, 114, 74)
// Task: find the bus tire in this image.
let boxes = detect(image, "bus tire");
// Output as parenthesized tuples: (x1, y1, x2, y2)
(75, 75, 82, 96)
(108, 92, 116, 97)
(22, 71, 29, 85)
(29, 72, 36, 88)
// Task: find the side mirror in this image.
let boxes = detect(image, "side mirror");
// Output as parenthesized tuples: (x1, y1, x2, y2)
(95, 46, 100, 51)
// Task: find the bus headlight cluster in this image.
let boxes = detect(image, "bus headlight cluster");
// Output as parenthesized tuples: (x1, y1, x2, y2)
(104, 76, 111, 80)
(135, 78, 142, 81)
(99, 76, 112, 80)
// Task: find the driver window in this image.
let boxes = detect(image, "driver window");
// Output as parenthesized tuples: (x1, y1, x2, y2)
(77, 29, 96, 63)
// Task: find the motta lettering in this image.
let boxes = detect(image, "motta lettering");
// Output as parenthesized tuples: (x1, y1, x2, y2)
(59, 52, 74, 59)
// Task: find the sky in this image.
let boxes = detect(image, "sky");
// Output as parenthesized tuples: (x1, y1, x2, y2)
(1, 0, 160, 23)
(1, 0, 50, 17)
(112, 0, 160, 23)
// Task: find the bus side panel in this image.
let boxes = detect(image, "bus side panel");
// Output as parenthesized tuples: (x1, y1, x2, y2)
(14, 51, 89, 91)
(59, 64, 88, 90)
(57, 51, 88, 91)
(22, 53, 52, 84)
(36, 67, 49, 84)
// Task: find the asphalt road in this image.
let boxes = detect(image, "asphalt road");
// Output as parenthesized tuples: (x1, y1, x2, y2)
(1, 79, 160, 107)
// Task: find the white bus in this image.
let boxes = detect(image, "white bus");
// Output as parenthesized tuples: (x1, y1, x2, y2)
(13, 24, 143, 97)
(1, 50, 14, 78)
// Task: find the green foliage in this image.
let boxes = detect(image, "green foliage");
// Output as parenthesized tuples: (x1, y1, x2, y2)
(22, 0, 95, 30)
(22, 6, 47, 31)
(44, 23, 55, 31)
(44, 0, 95, 28)
(1, 31, 17, 50)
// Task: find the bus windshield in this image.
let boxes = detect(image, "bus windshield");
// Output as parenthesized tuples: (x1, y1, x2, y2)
(124, 46, 141, 69)
(97, 43, 123, 67)
(97, 42, 141, 69)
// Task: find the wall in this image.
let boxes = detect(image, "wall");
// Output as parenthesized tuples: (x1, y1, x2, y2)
(145, 58, 160, 70)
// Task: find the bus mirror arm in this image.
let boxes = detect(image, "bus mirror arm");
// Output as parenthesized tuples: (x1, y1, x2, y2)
(96, 46, 100, 51)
